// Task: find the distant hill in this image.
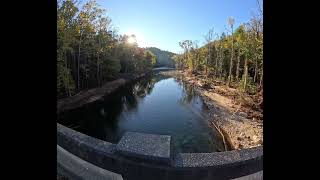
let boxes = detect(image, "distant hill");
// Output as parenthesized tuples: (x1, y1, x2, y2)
(145, 47, 176, 68)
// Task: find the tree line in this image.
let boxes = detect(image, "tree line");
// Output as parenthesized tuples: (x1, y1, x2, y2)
(57, 0, 156, 99)
(173, 11, 263, 94)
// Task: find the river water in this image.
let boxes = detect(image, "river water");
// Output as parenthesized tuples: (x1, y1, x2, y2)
(58, 72, 224, 153)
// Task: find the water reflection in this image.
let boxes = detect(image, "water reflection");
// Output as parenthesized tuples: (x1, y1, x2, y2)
(58, 73, 224, 153)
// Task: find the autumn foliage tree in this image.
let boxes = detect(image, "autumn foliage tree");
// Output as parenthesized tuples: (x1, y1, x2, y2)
(57, 0, 157, 99)
(173, 14, 263, 95)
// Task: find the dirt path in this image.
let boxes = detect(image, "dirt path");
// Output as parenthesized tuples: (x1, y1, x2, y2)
(160, 70, 263, 150)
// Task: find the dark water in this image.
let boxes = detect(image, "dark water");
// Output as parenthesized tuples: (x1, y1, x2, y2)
(58, 72, 224, 153)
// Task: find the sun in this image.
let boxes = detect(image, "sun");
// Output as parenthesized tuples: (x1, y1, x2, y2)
(125, 30, 148, 47)
(127, 36, 136, 44)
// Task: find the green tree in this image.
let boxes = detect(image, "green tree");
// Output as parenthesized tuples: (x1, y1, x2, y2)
(234, 25, 246, 81)
(175, 13, 262, 95)
(204, 28, 214, 75)
(57, 0, 78, 97)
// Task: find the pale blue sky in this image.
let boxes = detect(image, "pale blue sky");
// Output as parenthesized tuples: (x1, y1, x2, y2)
(95, 0, 261, 53)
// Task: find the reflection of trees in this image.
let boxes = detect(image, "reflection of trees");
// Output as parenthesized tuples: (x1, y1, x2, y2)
(133, 79, 152, 98)
(58, 74, 169, 142)
(123, 87, 138, 110)
(98, 76, 159, 141)
(132, 74, 167, 98)
(180, 81, 196, 104)
(151, 73, 168, 82)
(101, 74, 163, 115)
(178, 80, 211, 122)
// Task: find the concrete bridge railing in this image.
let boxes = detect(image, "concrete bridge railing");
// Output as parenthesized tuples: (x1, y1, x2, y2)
(57, 123, 263, 180)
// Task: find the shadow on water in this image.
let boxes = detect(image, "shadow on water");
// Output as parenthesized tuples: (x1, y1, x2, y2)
(58, 72, 225, 153)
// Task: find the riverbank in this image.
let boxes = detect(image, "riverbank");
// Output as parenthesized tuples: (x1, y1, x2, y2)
(57, 72, 150, 114)
(159, 70, 263, 150)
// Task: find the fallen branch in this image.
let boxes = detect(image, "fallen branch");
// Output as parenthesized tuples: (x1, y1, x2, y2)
(211, 121, 228, 151)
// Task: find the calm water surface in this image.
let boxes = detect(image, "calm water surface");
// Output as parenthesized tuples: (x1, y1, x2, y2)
(58, 72, 224, 153)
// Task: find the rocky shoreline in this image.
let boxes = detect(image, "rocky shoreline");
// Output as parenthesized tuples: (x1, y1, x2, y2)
(159, 70, 263, 150)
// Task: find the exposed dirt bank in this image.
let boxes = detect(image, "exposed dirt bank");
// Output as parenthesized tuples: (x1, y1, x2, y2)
(57, 72, 149, 114)
(159, 70, 263, 150)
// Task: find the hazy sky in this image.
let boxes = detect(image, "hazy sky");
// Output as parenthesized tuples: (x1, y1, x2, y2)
(96, 0, 261, 53)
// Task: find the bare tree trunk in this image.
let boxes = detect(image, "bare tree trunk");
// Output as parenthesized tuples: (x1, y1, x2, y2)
(196, 50, 200, 70)
(195, 52, 198, 72)
(219, 49, 222, 78)
(77, 34, 82, 91)
(97, 35, 102, 87)
(204, 29, 213, 76)
(216, 47, 219, 78)
(259, 66, 263, 88)
(187, 50, 190, 71)
(254, 21, 260, 84)
(214, 51, 219, 77)
(205, 58, 208, 75)
(64, 52, 68, 69)
(236, 49, 240, 81)
(227, 50, 233, 85)
(243, 54, 248, 92)
(72, 53, 76, 84)
(191, 52, 195, 72)
(97, 53, 100, 87)
(64, 83, 69, 97)
(86, 55, 89, 89)
(254, 58, 258, 83)
(64, 52, 71, 97)
(206, 45, 210, 75)
(227, 26, 234, 86)
(220, 47, 224, 79)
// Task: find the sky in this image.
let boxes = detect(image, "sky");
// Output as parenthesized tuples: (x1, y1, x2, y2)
(95, 0, 262, 54)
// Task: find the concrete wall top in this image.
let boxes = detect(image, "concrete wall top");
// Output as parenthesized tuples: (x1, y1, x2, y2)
(57, 123, 263, 180)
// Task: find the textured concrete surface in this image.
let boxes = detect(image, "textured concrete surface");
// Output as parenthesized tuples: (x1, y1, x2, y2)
(58, 123, 263, 180)
(116, 132, 171, 164)
(174, 146, 263, 167)
(57, 145, 123, 180)
(233, 171, 263, 180)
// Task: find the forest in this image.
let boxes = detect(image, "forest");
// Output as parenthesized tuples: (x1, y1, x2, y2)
(57, 1, 263, 178)
(58, 0, 263, 99)
(57, 0, 159, 99)
(173, 12, 263, 95)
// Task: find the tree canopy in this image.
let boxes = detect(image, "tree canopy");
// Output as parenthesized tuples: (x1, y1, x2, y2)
(173, 14, 263, 94)
(57, 0, 160, 99)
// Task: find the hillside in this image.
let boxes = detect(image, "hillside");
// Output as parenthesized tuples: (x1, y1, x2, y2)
(145, 47, 176, 68)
